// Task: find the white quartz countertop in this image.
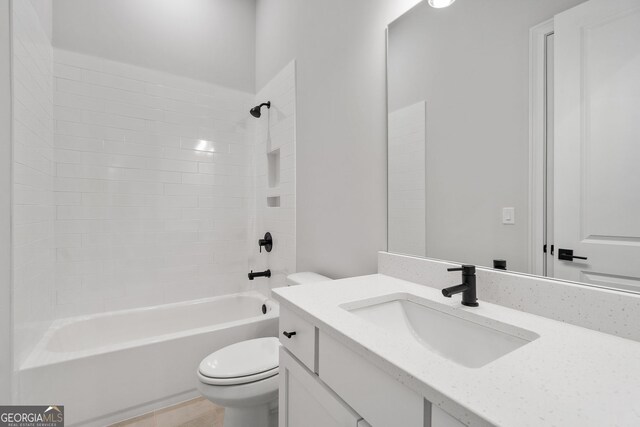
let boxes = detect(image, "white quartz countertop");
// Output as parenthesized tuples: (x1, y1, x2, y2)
(272, 274, 640, 427)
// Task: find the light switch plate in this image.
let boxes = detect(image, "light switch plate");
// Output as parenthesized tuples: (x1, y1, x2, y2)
(502, 207, 515, 225)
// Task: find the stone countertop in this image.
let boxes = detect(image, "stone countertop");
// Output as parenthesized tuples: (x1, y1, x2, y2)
(273, 274, 640, 427)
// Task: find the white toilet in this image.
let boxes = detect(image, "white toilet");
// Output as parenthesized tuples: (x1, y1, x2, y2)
(197, 272, 332, 427)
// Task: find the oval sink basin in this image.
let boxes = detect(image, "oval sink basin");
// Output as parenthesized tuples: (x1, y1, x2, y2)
(343, 294, 539, 368)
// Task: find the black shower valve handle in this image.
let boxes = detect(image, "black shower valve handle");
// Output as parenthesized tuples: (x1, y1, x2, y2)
(258, 232, 273, 253)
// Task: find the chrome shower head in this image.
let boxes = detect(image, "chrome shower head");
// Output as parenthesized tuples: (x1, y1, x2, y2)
(250, 101, 271, 118)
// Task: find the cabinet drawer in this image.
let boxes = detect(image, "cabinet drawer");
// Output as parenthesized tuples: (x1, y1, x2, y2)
(279, 307, 317, 372)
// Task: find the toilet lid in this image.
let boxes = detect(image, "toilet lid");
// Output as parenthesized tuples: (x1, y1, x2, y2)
(199, 337, 280, 380)
(198, 366, 279, 386)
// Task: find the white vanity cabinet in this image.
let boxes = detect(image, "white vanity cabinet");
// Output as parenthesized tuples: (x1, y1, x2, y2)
(278, 307, 465, 427)
(279, 347, 365, 427)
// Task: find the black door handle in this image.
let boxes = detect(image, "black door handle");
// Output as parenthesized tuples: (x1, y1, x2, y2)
(558, 248, 588, 261)
(283, 331, 296, 339)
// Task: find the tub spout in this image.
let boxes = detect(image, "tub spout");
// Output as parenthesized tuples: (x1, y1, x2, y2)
(248, 269, 271, 280)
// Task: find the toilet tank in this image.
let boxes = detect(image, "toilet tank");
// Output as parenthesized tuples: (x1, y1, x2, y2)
(286, 272, 332, 286)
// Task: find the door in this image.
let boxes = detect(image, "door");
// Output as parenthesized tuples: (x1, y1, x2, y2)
(279, 348, 363, 427)
(544, 32, 555, 278)
(554, 0, 640, 290)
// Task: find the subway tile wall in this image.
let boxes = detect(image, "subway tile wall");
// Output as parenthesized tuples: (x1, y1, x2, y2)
(12, 0, 56, 366)
(52, 49, 255, 316)
(11, 16, 297, 371)
(249, 61, 296, 292)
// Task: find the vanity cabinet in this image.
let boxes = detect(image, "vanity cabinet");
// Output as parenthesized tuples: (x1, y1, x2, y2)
(318, 331, 425, 426)
(279, 347, 365, 427)
(279, 307, 465, 427)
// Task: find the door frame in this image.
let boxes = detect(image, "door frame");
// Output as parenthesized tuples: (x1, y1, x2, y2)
(529, 19, 555, 276)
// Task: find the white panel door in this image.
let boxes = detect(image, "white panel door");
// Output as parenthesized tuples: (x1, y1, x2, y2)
(554, 0, 640, 290)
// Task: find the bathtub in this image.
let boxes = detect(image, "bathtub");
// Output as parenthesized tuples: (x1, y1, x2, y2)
(18, 291, 279, 426)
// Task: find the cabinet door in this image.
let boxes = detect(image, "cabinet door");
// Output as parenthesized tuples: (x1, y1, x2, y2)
(318, 331, 425, 426)
(432, 406, 466, 427)
(279, 348, 362, 427)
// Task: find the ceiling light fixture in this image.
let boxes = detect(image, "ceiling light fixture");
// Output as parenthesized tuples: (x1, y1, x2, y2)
(428, 0, 456, 8)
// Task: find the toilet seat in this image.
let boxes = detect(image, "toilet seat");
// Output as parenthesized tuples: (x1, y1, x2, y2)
(198, 337, 280, 386)
(198, 366, 278, 385)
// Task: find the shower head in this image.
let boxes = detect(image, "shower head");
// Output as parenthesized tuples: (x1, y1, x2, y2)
(250, 101, 271, 118)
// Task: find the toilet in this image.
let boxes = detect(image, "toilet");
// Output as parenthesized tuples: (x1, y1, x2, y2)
(197, 272, 332, 427)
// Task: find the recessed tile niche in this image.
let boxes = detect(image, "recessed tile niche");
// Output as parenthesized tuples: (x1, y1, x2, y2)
(268, 149, 280, 189)
(267, 196, 281, 207)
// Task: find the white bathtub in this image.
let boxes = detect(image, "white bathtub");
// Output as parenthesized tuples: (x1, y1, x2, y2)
(18, 291, 279, 426)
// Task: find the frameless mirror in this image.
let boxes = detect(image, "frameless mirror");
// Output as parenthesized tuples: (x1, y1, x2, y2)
(387, 0, 640, 293)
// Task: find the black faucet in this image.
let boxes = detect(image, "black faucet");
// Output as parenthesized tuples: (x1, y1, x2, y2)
(248, 269, 271, 280)
(442, 265, 479, 307)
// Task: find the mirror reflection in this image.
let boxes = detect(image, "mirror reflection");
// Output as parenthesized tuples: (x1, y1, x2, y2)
(387, 0, 640, 292)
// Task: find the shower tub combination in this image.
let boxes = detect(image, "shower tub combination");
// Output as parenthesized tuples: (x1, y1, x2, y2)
(18, 291, 278, 426)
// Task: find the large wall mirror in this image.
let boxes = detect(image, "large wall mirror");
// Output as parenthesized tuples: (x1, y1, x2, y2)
(387, 0, 640, 293)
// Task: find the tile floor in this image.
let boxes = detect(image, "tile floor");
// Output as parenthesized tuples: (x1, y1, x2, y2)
(110, 397, 224, 427)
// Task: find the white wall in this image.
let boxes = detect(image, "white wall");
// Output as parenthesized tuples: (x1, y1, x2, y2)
(249, 61, 296, 293)
(11, 0, 55, 368)
(0, 0, 12, 404)
(255, 0, 421, 279)
(52, 49, 254, 317)
(52, 0, 256, 93)
(387, 0, 587, 272)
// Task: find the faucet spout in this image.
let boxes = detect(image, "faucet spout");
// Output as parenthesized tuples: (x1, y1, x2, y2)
(248, 269, 271, 280)
(441, 283, 469, 298)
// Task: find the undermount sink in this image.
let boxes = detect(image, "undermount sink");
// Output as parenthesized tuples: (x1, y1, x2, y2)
(343, 294, 539, 368)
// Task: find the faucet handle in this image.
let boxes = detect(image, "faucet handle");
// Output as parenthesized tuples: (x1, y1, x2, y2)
(447, 265, 476, 274)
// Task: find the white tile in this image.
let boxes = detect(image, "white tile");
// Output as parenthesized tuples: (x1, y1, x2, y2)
(250, 61, 297, 290)
(105, 100, 163, 121)
(51, 50, 258, 315)
(12, 0, 56, 367)
(10, 37, 290, 330)
(83, 69, 146, 94)
(54, 63, 84, 81)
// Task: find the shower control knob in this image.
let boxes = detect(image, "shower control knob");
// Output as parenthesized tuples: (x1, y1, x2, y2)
(258, 232, 273, 253)
(282, 331, 297, 339)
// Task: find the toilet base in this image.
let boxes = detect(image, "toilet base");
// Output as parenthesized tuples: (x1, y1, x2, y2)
(196, 351, 280, 427)
(224, 404, 273, 427)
